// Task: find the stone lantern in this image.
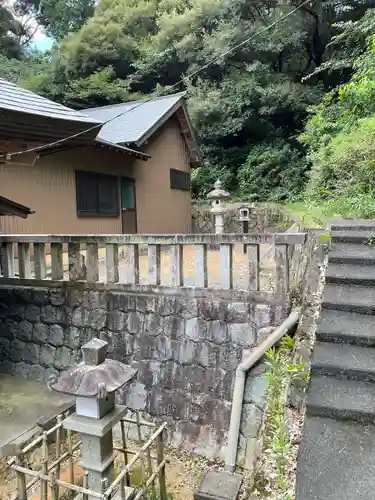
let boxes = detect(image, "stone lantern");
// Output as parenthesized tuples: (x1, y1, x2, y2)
(207, 180, 230, 234)
(49, 338, 137, 499)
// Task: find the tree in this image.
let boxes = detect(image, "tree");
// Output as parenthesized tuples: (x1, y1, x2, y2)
(16, 0, 95, 40)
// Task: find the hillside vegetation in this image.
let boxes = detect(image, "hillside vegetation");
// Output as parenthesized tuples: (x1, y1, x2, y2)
(2, 0, 375, 219)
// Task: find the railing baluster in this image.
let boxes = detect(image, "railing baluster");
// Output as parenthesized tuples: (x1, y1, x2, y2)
(68, 243, 86, 281)
(275, 244, 289, 294)
(51, 242, 63, 280)
(125, 244, 140, 284)
(220, 243, 233, 289)
(194, 244, 207, 287)
(34, 243, 46, 280)
(247, 244, 260, 291)
(86, 243, 99, 282)
(18, 242, 31, 279)
(170, 244, 183, 287)
(1, 242, 14, 278)
(148, 244, 161, 286)
(106, 243, 119, 283)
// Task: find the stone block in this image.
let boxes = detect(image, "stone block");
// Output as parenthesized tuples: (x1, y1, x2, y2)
(195, 342, 210, 368)
(49, 288, 65, 306)
(240, 403, 263, 438)
(49, 324, 64, 347)
(18, 320, 33, 342)
(243, 374, 269, 406)
(107, 310, 126, 332)
(256, 326, 275, 344)
(71, 307, 90, 328)
(138, 360, 162, 388)
(145, 313, 163, 336)
(179, 297, 199, 319)
(157, 296, 179, 316)
(89, 309, 107, 331)
(8, 303, 26, 320)
(10, 339, 26, 363)
(14, 361, 31, 379)
(155, 335, 173, 362)
(254, 305, 271, 328)
(33, 322, 49, 344)
(24, 343, 40, 364)
(127, 311, 143, 334)
(64, 326, 80, 349)
(0, 360, 15, 375)
(32, 289, 50, 306)
(66, 288, 83, 308)
(227, 302, 248, 322)
(41, 305, 65, 324)
(39, 344, 56, 368)
(126, 382, 147, 411)
(178, 338, 196, 364)
(185, 317, 200, 341)
(25, 304, 41, 323)
(164, 315, 184, 339)
(0, 337, 10, 361)
(208, 320, 228, 344)
(83, 291, 106, 310)
(54, 346, 72, 370)
(29, 364, 45, 381)
(135, 296, 148, 313)
(228, 323, 255, 347)
(194, 471, 242, 500)
(4, 319, 18, 339)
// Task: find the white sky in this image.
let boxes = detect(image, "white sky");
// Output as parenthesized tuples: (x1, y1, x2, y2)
(6, 0, 47, 42)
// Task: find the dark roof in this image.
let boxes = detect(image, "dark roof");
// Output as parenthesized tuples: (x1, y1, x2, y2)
(83, 93, 185, 145)
(0, 196, 34, 218)
(0, 78, 100, 125)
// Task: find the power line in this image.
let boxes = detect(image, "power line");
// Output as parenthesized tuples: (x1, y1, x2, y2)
(3, 0, 313, 159)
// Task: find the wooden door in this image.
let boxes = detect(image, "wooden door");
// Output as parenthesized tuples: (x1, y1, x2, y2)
(121, 178, 137, 234)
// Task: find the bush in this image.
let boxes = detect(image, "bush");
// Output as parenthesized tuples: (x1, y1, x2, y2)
(237, 141, 308, 202)
(307, 115, 375, 196)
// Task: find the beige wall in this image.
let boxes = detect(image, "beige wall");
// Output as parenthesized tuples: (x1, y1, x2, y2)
(0, 116, 193, 235)
(134, 116, 192, 234)
(0, 145, 132, 234)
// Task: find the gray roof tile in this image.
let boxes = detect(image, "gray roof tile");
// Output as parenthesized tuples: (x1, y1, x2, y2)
(83, 93, 184, 145)
(0, 78, 100, 124)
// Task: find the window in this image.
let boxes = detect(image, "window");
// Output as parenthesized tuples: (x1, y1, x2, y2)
(170, 169, 191, 191)
(76, 171, 119, 216)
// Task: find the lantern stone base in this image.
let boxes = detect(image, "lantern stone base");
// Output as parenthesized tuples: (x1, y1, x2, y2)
(74, 486, 136, 500)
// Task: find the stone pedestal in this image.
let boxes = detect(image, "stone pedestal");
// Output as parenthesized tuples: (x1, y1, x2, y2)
(194, 471, 242, 500)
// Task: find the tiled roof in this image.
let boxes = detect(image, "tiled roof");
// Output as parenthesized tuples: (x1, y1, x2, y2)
(83, 93, 185, 145)
(0, 78, 100, 124)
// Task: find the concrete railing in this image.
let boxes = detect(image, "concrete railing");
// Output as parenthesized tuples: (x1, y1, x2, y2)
(0, 233, 307, 295)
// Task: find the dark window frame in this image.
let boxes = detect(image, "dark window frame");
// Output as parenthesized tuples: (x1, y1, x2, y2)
(75, 170, 120, 217)
(170, 168, 191, 191)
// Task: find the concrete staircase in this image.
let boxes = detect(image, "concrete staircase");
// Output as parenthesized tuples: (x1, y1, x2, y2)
(296, 220, 375, 500)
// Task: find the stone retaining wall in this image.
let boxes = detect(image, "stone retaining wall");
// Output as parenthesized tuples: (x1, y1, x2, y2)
(0, 284, 288, 461)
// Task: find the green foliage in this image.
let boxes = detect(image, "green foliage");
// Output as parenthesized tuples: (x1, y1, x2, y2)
(238, 141, 309, 202)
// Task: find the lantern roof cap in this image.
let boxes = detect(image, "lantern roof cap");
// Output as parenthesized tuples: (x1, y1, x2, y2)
(207, 180, 230, 200)
(48, 338, 137, 398)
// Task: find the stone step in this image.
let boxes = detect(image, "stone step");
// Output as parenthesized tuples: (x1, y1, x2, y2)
(307, 376, 375, 422)
(311, 342, 375, 382)
(317, 309, 375, 346)
(322, 283, 375, 314)
(330, 243, 375, 265)
(296, 415, 375, 500)
(330, 219, 375, 231)
(325, 262, 375, 286)
(331, 230, 375, 244)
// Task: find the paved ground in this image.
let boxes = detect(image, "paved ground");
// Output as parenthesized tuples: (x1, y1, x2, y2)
(296, 416, 375, 500)
(0, 374, 71, 452)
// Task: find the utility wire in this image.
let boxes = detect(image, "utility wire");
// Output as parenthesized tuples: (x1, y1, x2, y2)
(3, 0, 313, 159)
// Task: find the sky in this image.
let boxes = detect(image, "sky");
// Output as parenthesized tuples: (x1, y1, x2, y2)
(6, 0, 54, 51)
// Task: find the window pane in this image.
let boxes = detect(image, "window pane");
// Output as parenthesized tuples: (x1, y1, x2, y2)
(170, 169, 191, 191)
(98, 174, 119, 215)
(121, 179, 135, 209)
(76, 171, 98, 214)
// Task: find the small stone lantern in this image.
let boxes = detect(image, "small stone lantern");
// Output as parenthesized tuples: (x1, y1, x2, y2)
(49, 338, 137, 499)
(207, 180, 230, 234)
